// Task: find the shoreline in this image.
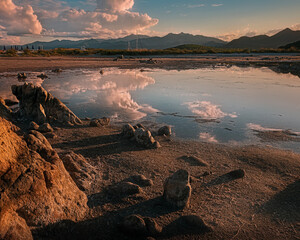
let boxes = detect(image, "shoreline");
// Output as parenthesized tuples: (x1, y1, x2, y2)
(0, 55, 300, 77)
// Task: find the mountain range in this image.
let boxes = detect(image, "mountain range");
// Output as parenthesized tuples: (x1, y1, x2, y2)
(24, 28, 300, 50)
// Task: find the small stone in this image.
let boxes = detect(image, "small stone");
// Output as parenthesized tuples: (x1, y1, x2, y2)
(226, 169, 245, 179)
(38, 123, 53, 133)
(163, 169, 191, 208)
(127, 175, 153, 187)
(90, 120, 101, 127)
(29, 121, 39, 130)
(158, 126, 172, 136)
(37, 73, 48, 79)
(99, 70, 104, 75)
(52, 68, 62, 73)
(110, 182, 142, 196)
(120, 215, 147, 235)
(122, 124, 135, 138)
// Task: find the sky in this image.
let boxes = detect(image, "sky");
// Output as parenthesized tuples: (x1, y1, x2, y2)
(0, 0, 299, 45)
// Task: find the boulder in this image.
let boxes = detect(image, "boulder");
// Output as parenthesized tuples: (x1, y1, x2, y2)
(144, 217, 162, 236)
(60, 151, 97, 191)
(38, 123, 53, 133)
(120, 215, 147, 235)
(0, 117, 87, 239)
(158, 126, 172, 136)
(121, 124, 135, 138)
(89, 117, 110, 127)
(134, 128, 160, 149)
(109, 182, 142, 196)
(163, 169, 191, 208)
(11, 83, 82, 125)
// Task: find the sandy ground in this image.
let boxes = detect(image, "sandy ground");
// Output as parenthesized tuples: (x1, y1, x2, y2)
(0, 55, 299, 74)
(28, 121, 300, 240)
(1, 56, 299, 239)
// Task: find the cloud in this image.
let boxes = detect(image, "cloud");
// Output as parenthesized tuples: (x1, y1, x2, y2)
(183, 101, 237, 119)
(0, 0, 42, 36)
(97, 0, 134, 12)
(187, 4, 205, 8)
(211, 4, 223, 7)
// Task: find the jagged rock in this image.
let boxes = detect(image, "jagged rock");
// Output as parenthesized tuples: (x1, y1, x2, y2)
(11, 83, 82, 125)
(0, 210, 33, 240)
(158, 126, 172, 136)
(60, 151, 96, 191)
(0, 97, 12, 120)
(37, 73, 48, 79)
(4, 99, 18, 107)
(163, 169, 191, 208)
(29, 121, 39, 130)
(122, 124, 135, 138)
(134, 128, 160, 149)
(127, 174, 153, 187)
(17, 73, 27, 79)
(120, 215, 147, 235)
(0, 117, 87, 239)
(110, 182, 142, 196)
(38, 123, 53, 133)
(90, 117, 110, 127)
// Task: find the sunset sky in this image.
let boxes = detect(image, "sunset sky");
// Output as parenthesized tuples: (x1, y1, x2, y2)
(0, 0, 299, 44)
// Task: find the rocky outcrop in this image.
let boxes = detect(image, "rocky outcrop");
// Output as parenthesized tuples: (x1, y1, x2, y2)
(89, 117, 110, 127)
(0, 117, 87, 239)
(0, 97, 12, 120)
(158, 126, 172, 136)
(11, 83, 82, 125)
(163, 169, 191, 208)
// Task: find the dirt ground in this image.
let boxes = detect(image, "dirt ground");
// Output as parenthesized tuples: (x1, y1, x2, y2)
(31, 121, 300, 240)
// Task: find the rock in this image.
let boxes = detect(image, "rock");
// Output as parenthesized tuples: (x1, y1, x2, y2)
(110, 182, 142, 196)
(60, 151, 96, 191)
(89, 117, 110, 127)
(11, 83, 82, 125)
(37, 73, 48, 79)
(127, 174, 153, 187)
(120, 215, 147, 235)
(176, 215, 212, 232)
(122, 124, 135, 138)
(0, 117, 87, 236)
(226, 169, 245, 179)
(180, 155, 209, 167)
(99, 70, 104, 75)
(163, 169, 191, 208)
(158, 126, 172, 136)
(0, 97, 12, 120)
(0, 210, 33, 240)
(17, 72, 27, 79)
(144, 217, 162, 236)
(52, 68, 62, 73)
(136, 123, 146, 129)
(134, 128, 159, 149)
(29, 121, 39, 130)
(38, 123, 53, 133)
(44, 132, 57, 139)
(4, 99, 18, 107)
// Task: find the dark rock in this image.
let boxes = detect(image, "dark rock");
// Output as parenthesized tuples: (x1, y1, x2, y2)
(0, 97, 12, 120)
(37, 73, 48, 79)
(122, 124, 135, 138)
(226, 169, 245, 179)
(29, 121, 39, 131)
(144, 217, 162, 236)
(4, 99, 18, 107)
(110, 182, 142, 196)
(17, 73, 27, 79)
(99, 70, 104, 75)
(52, 68, 62, 73)
(158, 126, 172, 136)
(90, 117, 110, 127)
(38, 123, 53, 133)
(120, 215, 147, 235)
(163, 169, 191, 208)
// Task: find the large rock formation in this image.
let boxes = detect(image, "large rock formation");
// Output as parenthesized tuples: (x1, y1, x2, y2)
(0, 116, 87, 239)
(11, 83, 82, 125)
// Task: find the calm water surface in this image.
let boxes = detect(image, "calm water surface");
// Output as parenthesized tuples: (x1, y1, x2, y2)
(1, 66, 300, 152)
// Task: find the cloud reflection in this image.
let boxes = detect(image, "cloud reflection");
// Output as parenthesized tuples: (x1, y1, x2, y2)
(43, 69, 158, 121)
(199, 132, 218, 143)
(183, 100, 237, 119)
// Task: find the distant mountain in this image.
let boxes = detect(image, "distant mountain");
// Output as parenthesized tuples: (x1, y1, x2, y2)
(167, 44, 214, 50)
(24, 33, 226, 50)
(225, 28, 300, 49)
(279, 40, 300, 50)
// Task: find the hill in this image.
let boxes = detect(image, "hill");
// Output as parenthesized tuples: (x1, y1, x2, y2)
(225, 28, 300, 49)
(24, 33, 226, 50)
(279, 40, 300, 50)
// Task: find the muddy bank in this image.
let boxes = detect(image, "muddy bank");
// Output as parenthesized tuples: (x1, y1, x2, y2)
(0, 55, 300, 77)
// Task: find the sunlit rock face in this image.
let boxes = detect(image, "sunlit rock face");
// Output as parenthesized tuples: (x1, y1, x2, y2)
(0, 116, 87, 239)
(11, 83, 82, 125)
